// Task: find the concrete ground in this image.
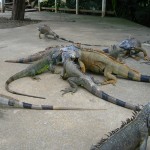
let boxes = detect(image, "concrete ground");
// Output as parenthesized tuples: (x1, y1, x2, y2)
(0, 11, 150, 150)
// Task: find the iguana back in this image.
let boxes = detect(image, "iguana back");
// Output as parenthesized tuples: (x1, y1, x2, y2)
(91, 103, 150, 150)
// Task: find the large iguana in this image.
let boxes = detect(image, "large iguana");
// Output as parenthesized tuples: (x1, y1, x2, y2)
(60, 51, 140, 111)
(78, 48, 150, 85)
(5, 45, 150, 85)
(90, 102, 150, 150)
(0, 94, 105, 110)
(5, 49, 62, 99)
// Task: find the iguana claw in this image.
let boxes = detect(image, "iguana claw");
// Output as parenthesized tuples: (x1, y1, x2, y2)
(144, 56, 150, 61)
(101, 81, 116, 86)
(32, 76, 41, 81)
(61, 88, 76, 95)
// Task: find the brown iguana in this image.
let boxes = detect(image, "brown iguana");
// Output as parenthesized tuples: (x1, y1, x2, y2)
(0, 94, 105, 110)
(78, 48, 150, 85)
(60, 51, 140, 111)
(5, 49, 62, 99)
(90, 102, 150, 150)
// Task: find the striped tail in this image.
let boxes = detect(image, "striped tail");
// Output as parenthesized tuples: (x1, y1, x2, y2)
(5, 46, 55, 64)
(0, 95, 105, 110)
(127, 71, 150, 83)
(5, 75, 45, 99)
(5, 55, 43, 64)
(59, 37, 74, 43)
(140, 75, 150, 82)
(83, 78, 140, 111)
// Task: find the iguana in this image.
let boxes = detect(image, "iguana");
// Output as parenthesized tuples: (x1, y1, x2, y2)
(38, 24, 59, 40)
(5, 46, 59, 64)
(118, 37, 150, 61)
(5, 44, 150, 85)
(5, 49, 62, 99)
(90, 102, 150, 150)
(103, 37, 150, 62)
(78, 48, 150, 85)
(4, 45, 78, 64)
(0, 94, 105, 110)
(102, 45, 125, 63)
(38, 24, 106, 47)
(60, 51, 140, 111)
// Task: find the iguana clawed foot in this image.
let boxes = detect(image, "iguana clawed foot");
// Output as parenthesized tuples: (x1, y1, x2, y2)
(144, 56, 150, 61)
(131, 56, 141, 61)
(61, 87, 77, 95)
(101, 79, 116, 86)
(31, 76, 41, 81)
(90, 76, 101, 85)
(53, 70, 61, 74)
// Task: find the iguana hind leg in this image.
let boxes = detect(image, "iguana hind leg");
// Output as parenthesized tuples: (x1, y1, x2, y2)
(101, 65, 117, 85)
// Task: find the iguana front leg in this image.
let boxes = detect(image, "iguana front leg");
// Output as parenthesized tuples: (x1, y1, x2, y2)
(61, 77, 79, 95)
(134, 47, 150, 61)
(39, 32, 42, 39)
(78, 59, 86, 73)
(101, 65, 117, 85)
(138, 133, 149, 150)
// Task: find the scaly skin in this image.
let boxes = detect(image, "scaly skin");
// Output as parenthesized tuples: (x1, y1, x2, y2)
(0, 94, 104, 110)
(91, 103, 150, 150)
(61, 59, 140, 111)
(38, 24, 59, 39)
(5, 46, 59, 64)
(5, 52, 62, 99)
(5, 45, 150, 85)
(103, 38, 150, 61)
(79, 48, 150, 85)
(119, 37, 150, 61)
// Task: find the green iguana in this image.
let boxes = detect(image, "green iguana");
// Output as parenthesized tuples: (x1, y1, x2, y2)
(5, 46, 59, 64)
(5, 50, 62, 99)
(5, 45, 78, 64)
(78, 48, 150, 85)
(0, 94, 105, 110)
(90, 102, 150, 150)
(60, 51, 140, 111)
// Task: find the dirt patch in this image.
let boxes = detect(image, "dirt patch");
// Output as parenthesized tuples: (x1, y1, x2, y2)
(0, 17, 41, 29)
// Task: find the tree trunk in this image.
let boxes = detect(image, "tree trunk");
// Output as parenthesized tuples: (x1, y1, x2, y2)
(12, 0, 26, 20)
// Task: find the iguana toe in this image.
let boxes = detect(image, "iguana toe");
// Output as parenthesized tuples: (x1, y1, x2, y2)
(101, 80, 116, 86)
(144, 56, 150, 61)
(32, 76, 41, 81)
(61, 88, 77, 95)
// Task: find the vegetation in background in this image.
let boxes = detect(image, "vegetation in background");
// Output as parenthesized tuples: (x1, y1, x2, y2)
(40, 0, 150, 27)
